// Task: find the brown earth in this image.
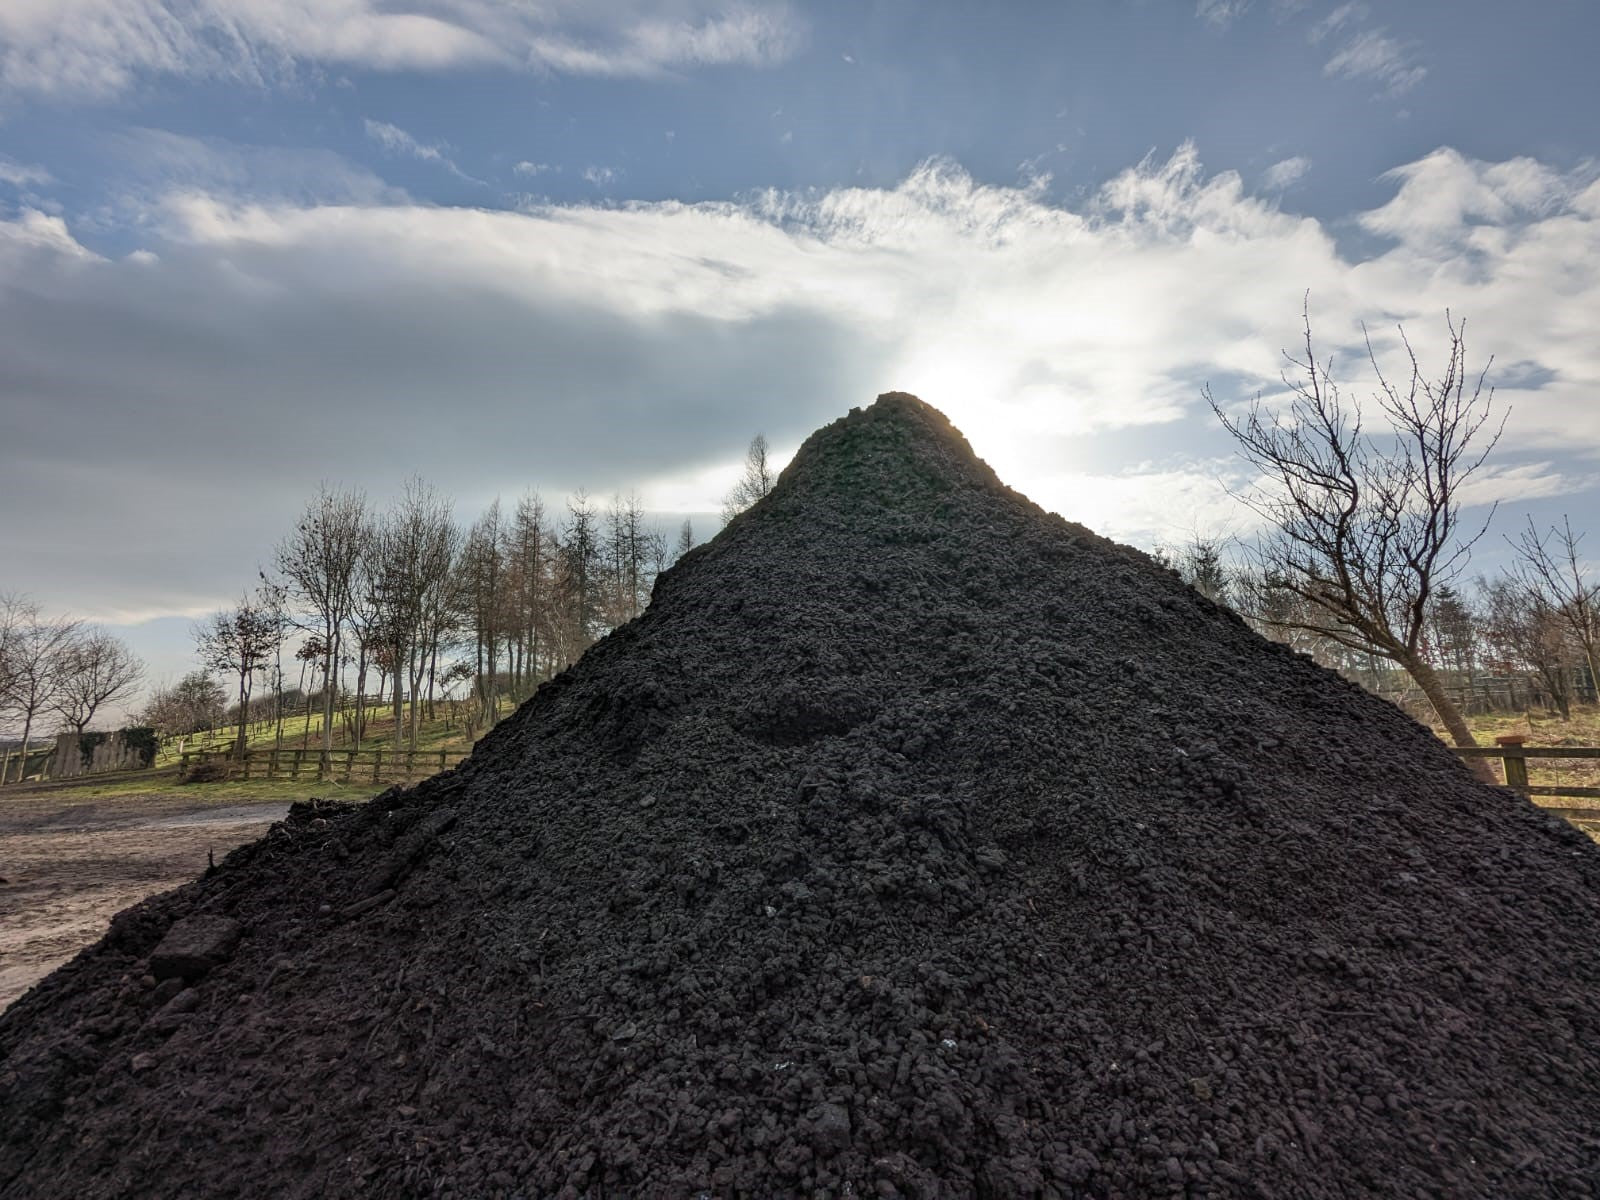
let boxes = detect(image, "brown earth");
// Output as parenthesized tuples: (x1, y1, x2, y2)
(0, 793, 286, 1012)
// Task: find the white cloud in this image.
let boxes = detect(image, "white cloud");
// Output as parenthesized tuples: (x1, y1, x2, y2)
(0, 207, 102, 261)
(0, 155, 52, 187)
(582, 164, 621, 187)
(364, 119, 441, 162)
(99, 126, 402, 212)
(1261, 155, 1311, 190)
(0, 0, 804, 101)
(514, 161, 559, 177)
(1309, 2, 1366, 42)
(1457, 462, 1594, 510)
(1323, 28, 1426, 95)
(3, 143, 1600, 618)
(1032, 461, 1257, 548)
(1196, 0, 1251, 28)
(1360, 147, 1571, 244)
(363, 117, 479, 182)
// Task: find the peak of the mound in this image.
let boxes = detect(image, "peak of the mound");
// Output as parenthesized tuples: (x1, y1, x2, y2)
(760, 391, 1011, 515)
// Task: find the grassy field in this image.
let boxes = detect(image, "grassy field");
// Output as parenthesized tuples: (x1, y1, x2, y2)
(12, 769, 381, 804)
(0, 697, 512, 807)
(1449, 706, 1600, 803)
(152, 695, 518, 766)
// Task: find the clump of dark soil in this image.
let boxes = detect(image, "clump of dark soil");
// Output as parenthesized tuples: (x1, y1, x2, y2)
(4, 393, 1600, 1198)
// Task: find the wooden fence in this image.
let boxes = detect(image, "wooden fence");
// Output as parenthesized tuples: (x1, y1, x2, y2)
(1453, 736, 1600, 822)
(178, 747, 468, 785)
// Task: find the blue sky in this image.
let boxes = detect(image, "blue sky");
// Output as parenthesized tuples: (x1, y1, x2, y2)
(2, 0, 1599, 714)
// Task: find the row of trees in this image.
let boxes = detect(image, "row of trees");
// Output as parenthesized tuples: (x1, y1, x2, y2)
(174, 448, 786, 759)
(0, 596, 144, 782)
(178, 432, 781, 760)
(1162, 536, 1599, 718)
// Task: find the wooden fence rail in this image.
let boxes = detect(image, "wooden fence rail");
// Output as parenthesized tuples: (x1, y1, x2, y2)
(178, 747, 468, 785)
(1453, 737, 1600, 822)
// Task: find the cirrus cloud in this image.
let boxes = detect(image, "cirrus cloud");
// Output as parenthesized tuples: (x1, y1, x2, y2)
(0, 0, 805, 101)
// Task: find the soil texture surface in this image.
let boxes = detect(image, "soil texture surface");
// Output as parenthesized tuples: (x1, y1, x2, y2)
(0, 794, 287, 1013)
(3, 394, 1600, 1199)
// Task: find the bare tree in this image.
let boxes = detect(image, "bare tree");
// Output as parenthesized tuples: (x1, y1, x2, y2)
(371, 478, 459, 752)
(459, 498, 508, 716)
(0, 601, 80, 783)
(1479, 575, 1576, 718)
(0, 593, 24, 710)
(1156, 533, 1234, 606)
(52, 629, 145, 736)
(604, 490, 652, 625)
(346, 526, 384, 750)
(507, 490, 551, 696)
(721, 433, 775, 525)
(1507, 514, 1600, 704)
(140, 671, 228, 750)
(554, 490, 601, 666)
(675, 518, 695, 563)
(276, 485, 367, 765)
(1425, 583, 1481, 708)
(646, 524, 670, 583)
(1208, 308, 1503, 748)
(195, 594, 278, 758)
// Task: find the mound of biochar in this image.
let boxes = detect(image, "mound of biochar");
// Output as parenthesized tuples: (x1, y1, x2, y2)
(4, 393, 1600, 1199)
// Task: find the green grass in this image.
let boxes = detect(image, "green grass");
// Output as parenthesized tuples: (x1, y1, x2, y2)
(1444, 705, 1600, 804)
(15, 697, 516, 805)
(153, 695, 515, 766)
(1460, 706, 1600, 747)
(24, 770, 383, 804)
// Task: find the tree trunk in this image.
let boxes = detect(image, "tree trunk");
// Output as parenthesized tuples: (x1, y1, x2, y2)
(426, 639, 439, 720)
(18, 712, 34, 784)
(1398, 649, 1498, 783)
(393, 644, 406, 754)
(1399, 650, 1477, 748)
(354, 650, 368, 751)
(320, 633, 338, 766)
(408, 646, 422, 752)
(233, 673, 250, 759)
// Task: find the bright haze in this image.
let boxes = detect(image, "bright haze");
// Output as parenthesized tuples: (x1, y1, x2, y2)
(2, 0, 1597, 704)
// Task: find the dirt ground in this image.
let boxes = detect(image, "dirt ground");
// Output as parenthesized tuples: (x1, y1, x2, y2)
(0, 791, 286, 1012)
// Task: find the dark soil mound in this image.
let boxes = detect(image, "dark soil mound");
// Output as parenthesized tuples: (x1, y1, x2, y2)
(4, 393, 1600, 1199)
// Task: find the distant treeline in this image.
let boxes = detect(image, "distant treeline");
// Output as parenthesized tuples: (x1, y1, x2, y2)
(0, 596, 144, 782)
(1157, 529, 1600, 720)
(178, 439, 778, 757)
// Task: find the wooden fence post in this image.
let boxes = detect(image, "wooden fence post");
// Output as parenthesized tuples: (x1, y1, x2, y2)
(438, 749, 447, 774)
(372, 750, 384, 784)
(1496, 734, 1530, 792)
(344, 750, 356, 783)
